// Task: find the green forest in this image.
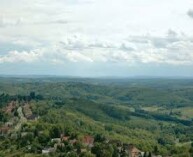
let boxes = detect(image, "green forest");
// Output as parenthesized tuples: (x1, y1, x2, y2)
(0, 77, 193, 157)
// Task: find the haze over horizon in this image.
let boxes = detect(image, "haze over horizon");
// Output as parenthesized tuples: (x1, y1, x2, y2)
(0, 0, 193, 77)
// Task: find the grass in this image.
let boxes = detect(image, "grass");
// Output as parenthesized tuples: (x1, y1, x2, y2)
(173, 107, 193, 120)
(142, 106, 163, 112)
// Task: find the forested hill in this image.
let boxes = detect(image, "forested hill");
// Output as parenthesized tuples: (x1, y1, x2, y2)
(0, 77, 193, 157)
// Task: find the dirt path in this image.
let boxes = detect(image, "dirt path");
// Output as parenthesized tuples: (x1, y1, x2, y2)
(14, 106, 27, 131)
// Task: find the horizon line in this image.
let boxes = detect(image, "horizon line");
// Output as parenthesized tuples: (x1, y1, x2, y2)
(0, 74, 193, 79)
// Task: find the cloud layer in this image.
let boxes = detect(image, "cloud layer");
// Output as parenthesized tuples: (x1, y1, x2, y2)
(0, 0, 193, 76)
(1, 30, 193, 66)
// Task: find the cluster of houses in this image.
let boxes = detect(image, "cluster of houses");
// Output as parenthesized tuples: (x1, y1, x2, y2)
(0, 101, 17, 136)
(0, 101, 37, 137)
(0, 125, 10, 136)
(42, 134, 95, 155)
(1, 101, 164, 157)
(22, 103, 38, 121)
(0, 121, 17, 137)
(42, 134, 163, 157)
(4, 101, 17, 114)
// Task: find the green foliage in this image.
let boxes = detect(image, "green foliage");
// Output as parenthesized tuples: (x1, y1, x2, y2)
(80, 152, 95, 157)
(0, 111, 8, 122)
(0, 77, 193, 156)
(101, 105, 130, 121)
(91, 142, 114, 157)
(49, 125, 62, 138)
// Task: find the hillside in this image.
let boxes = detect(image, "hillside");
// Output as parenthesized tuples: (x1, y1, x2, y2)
(0, 77, 193, 157)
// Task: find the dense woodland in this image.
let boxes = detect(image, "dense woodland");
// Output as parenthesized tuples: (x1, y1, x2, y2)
(0, 77, 193, 157)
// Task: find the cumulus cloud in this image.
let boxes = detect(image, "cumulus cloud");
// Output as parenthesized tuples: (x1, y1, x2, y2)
(57, 31, 193, 65)
(0, 50, 43, 63)
(0, 0, 193, 76)
(1, 30, 193, 66)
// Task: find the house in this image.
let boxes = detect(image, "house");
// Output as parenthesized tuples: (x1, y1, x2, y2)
(123, 144, 143, 157)
(5, 122, 13, 127)
(23, 103, 33, 118)
(54, 143, 64, 149)
(82, 135, 94, 148)
(5, 101, 16, 114)
(0, 126, 10, 134)
(42, 147, 55, 154)
(61, 135, 70, 142)
(129, 145, 142, 157)
(10, 133, 18, 140)
(0, 126, 10, 135)
(22, 104, 39, 121)
(81, 149, 87, 153)
(51, 138, 61, 143)
(152, 155, 162, 157)
(21, 132, 28, 137)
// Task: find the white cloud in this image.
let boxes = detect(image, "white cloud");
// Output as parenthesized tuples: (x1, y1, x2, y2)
(65, 52, 93, 62)
(0, 0, 193, 76)
(1, 30, 193, 66)
(0, 50, 43, 63)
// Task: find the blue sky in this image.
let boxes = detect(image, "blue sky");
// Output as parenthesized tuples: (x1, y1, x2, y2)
(0, 0, 193, 77)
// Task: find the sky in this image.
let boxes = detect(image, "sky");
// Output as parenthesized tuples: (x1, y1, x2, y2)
(0, 0, 193, 77)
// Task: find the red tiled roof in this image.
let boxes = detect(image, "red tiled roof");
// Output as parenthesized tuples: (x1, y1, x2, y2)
(62, 136, 69, 141)
(83, 135, 94, 145)
(0, 126, 10, 134)
(5, 101, 16, 114)
(128, 145, 141, 157)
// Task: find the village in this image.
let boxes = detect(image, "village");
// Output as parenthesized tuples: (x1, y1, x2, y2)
(0, 101, 38, 135)
(0, 101, 166, 157)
